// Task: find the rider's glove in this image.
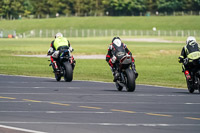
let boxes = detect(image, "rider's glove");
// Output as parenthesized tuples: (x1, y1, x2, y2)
(183, 58, 189, 65)
(47, 47, 54, 55)
(69, 47, 74, 52)
(178, 56, 184, 63)
(111, 56, 116, 63)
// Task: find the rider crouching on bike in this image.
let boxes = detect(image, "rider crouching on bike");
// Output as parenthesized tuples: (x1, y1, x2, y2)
(106, 37, 138, 82)
(47, 32, 76, 71)
(178, 36, 200, 81)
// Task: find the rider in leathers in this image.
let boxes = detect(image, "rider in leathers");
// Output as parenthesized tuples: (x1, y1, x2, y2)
(178, 36, 200, 81)
(47, 32, 75, 71)
(106, 37, 138, 82)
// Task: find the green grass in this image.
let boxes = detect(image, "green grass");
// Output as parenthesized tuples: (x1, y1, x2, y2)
(0, 16, 200, 33)
(0, 37, 186, 88)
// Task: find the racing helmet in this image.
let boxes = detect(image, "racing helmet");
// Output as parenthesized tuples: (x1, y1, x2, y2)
(186, 36, 196, 46)
(112, 37, 121, 43)
(112, 37, 122, 47)
(55, 32, 63, 38)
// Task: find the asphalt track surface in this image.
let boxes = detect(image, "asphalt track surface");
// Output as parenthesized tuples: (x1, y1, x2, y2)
(0, 75, 199, 133)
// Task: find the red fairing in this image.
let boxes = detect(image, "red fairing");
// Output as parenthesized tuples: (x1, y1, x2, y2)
(70, 56, 74, 64)
(131, 56, 135, 62)
(50, 56, 54, 62)
(109, 59, 113, 67)
(106, 55, 110, 58)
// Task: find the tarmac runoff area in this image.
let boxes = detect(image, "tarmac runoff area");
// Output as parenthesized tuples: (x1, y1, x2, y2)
(0, 75, 200, 133)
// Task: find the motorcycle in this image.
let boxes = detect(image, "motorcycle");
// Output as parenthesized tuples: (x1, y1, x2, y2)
(183, 53, 200, 93)
(48, 47, 74, 82)
(113, 51, 136, 92)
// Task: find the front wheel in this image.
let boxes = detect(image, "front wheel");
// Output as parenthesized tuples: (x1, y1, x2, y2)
(55, 73, 61, 81)
(115, 82, 123, 91)
(186, 80, 194, 93)
(125, 68, 136, 92)
(63, 62, 73, 82)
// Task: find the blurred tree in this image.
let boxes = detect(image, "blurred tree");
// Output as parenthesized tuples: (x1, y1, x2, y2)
(74, 0, 97, 16)
(0, 0, 200, 18)
(31, 0, 49, 18)
(128, 0, 146, 15)
(193, 0, 200, 11)
(156, 0, 182, 12)
(59, 0, 75, 16)
(145, 0, 158, 13)
(0, 0, 24, 19)
(23, 0, 34, 17)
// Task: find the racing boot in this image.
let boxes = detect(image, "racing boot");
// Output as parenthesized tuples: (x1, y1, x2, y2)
(113, 71, 119, 82)
(132, 63, 138, 79)
(53, 61, 60, 72)
(111, 67, 119, 82)
(134, 70, 138, 79)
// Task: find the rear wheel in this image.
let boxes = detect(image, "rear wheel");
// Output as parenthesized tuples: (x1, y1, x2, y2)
(115, 82, 123, 91)
(63, 62, 73, 82)
(125, 69, 136, 92)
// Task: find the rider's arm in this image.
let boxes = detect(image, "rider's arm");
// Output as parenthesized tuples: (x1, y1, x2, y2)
(68, 40, 71, 47)
(178, 47, 186, 63)
(124, 44, 132, 56)
(51, 41, 56, 51)
(197, 43, 200, 51)
(47, 41, 55, 55)
(106, 45, 112, 62)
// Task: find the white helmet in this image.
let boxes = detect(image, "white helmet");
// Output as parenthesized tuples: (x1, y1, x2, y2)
(113, 38, 122, 47)
(55, 32, 63, 38)
(186, 36, 196, 46)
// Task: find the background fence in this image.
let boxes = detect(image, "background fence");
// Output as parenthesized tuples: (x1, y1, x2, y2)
(19, 29, 200, 38)
(0, 30, 16, 38)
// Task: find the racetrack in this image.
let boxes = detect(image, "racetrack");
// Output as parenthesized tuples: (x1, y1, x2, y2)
(0, 75, 199, 133)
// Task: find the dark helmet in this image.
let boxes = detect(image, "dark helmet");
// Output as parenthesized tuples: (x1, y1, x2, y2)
(112, 37, 121, 43)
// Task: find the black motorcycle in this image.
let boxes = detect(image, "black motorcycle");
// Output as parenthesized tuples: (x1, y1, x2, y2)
(183, 57, 200, 93)
(113, 51, 136, 92)
(49, 47, 74, 82)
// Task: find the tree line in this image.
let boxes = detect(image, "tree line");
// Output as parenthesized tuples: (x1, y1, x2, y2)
(0, 0, 200, 19)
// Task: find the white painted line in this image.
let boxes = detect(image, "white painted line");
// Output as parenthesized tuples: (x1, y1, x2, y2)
(185, 103, 200, 104)
(0, 124, 47, 133)
(0, 122, 199, 127)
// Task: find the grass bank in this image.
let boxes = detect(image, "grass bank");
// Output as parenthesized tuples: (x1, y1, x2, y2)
(0, 16, 200, 33)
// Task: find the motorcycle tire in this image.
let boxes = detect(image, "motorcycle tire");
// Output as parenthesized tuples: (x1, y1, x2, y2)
(63, 62, 73, 82)
(115, 82, 123, 91)
(186, 80, 194, 93)
(55, 73, 61, 81)
(125, 68, 136, 92)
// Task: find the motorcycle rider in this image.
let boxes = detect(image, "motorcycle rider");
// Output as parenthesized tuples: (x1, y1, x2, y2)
(178, 36, 200, 81)
(106, 37, 138, 82)
(47, 32, 75, 71)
